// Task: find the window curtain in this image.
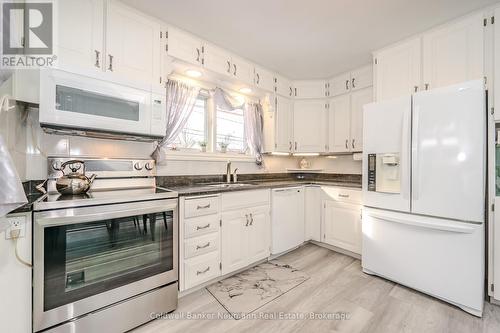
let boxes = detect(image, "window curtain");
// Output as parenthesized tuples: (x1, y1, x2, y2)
(152, 80, 200, 162)
(211, 87, 264, 165)
(0, 94, 27, 220)
(244, 102, 264, 166)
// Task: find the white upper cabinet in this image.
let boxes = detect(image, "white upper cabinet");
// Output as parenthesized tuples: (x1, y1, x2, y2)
(330, 72, 351, 97)
(374, 37, 422, 101)
(328, 94, 351, 153)
(231, 55, 255, 85)
(275, 95, 293, 153)
(293, 100, 327, 153)
(55, 0, 104, 71)
(254, 66, 274, 92)
(167, 27, 204, 67)
(350, 65, 373, 91)
(106, 1, 161, 84)
(422, 13, 484, 90)
(350, 87, 373, 152)
(293, 80, 327, 99)
(275, 75, 294, 97)
(203, 42, 232, 75)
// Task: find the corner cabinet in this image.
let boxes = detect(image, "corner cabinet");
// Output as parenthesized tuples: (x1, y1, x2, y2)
(293, 100, 327, 153)
(322, 187, 362, 255)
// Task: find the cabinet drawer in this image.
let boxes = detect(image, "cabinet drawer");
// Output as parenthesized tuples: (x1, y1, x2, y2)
(184, 214, 219, 238)
(222, 189, 270, 211)
(322, 187, 362, 204)
(184, 195, 219, 218)
(184, 233, 219, 259)
(184, 251, 220, 290)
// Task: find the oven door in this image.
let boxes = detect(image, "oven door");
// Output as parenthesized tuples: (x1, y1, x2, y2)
(33, 199, 178, 332)
(39, 69, 162, 137)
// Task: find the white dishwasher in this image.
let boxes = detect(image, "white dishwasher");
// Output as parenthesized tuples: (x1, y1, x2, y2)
(271, 187, 305, 255)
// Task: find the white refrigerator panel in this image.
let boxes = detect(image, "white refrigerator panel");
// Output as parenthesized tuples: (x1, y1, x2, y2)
(362, 96, 411, 212)
(362, 207, 484, 316)
(411, 80, 485, 222)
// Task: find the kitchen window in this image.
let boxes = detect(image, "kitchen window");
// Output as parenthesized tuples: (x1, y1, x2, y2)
(215, 105, 247, 153)
(169, 96, 208, 150)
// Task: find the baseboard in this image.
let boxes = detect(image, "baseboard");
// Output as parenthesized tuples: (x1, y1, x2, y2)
(309, 240, 361, 260)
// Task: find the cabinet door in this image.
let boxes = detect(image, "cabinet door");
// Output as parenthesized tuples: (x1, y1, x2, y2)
(328, 94, 351, 153)
(167, 27, 203, 66)
(422, 13, 484, 90)
(322, 200, 362, 254)
(254, 66, 275, 92)
(329, 72, 351, 97)
(55, 0, 104, 71)
(350, 87, 373, 152)
(275, 95, 293, 152)
(351, 65, 373, 91)
(231, 56, 255, 85)
(305, 186, 321, 241)
(106, 1, 161, 84)
(247, 207, 271, 264)
(203, 43, 232, 76)
(221, 210, 248, 275)
(374, 37, 422, 101)
(293, 81, 327, 99)
(293, 100, 326, 152)
(276, 75, 293, 97)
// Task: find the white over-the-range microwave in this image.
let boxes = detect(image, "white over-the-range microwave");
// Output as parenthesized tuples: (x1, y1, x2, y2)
(12, 68, 166, 139)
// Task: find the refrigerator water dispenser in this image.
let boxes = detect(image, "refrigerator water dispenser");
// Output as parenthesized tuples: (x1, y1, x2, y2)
(367, 153, 401, 193)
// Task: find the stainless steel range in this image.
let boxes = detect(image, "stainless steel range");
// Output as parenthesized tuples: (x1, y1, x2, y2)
(33, 158, 178, 333)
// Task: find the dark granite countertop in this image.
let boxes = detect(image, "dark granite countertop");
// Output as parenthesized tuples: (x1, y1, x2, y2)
(157, 173, 362, 197)
(10, 181, 46, 214)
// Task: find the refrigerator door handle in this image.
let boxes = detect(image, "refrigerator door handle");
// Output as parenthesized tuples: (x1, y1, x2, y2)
(412, 106, 420, 200)
(401, 107, 410, 200)
(369, 212, 476, 234)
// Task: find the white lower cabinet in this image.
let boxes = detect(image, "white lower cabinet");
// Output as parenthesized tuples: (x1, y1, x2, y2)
(305, 186, 321, 242)
(321, 187, 362, 254)
(221, 199, 271, 275)
(184, 252, 221, 290)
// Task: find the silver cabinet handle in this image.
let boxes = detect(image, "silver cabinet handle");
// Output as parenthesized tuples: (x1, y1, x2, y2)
(94, 50, 100, 68)
(352, 139, 355, 149)
(289, 141, 292, 151)
(289, 87, 293, 96)
(196, 242, 211, 250)
(414, 86, 419, 92)
(256, 73, 260, 84)
(233, 63, 237, 76)
(352, 78, 356, 89)
(227, 60, 231, 73)
(294, 87, 297, 96)
(345, 80, 349, 91)
(196, 224, 211, 230)
(197, 266, 210, 275)
(345, 139, 348, 149)
(108, 54, 113, 71)
(294, 142, 297, 150)
(338, 194, 350, 198)
(249, 213, 254, 226)
(425, 83, 430, 90)
(196, 203, 210, 210)
(245, 214, 249, 226)
(196, 48, 200, 62)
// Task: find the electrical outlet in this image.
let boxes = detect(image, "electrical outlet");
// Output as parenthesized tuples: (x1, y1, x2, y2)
(5, 216, 26, 240)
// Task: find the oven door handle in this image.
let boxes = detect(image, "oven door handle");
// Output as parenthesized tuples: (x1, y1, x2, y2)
(34, 199, 178, 227)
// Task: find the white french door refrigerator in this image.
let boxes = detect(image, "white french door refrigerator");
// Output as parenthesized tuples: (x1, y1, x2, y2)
(362, 80, 486, 316)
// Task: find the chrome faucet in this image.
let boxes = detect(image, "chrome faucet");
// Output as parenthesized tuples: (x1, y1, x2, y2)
(226, 161, 232, 183)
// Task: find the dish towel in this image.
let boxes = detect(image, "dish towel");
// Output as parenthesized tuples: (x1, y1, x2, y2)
(0, 134, 27, 220)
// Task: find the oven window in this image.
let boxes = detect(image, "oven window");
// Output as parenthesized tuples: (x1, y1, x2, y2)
(43, 211, 174, 311)
(55, 85, 140, 121)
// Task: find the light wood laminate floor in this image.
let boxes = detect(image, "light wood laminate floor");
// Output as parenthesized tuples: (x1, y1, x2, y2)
(134, 244, 500, 333)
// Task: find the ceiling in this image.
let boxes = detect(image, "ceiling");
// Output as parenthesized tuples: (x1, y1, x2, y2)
(122, 0, 498, 79)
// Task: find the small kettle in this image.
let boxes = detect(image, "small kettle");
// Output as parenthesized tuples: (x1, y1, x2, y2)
(55, 160, 96, 195)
